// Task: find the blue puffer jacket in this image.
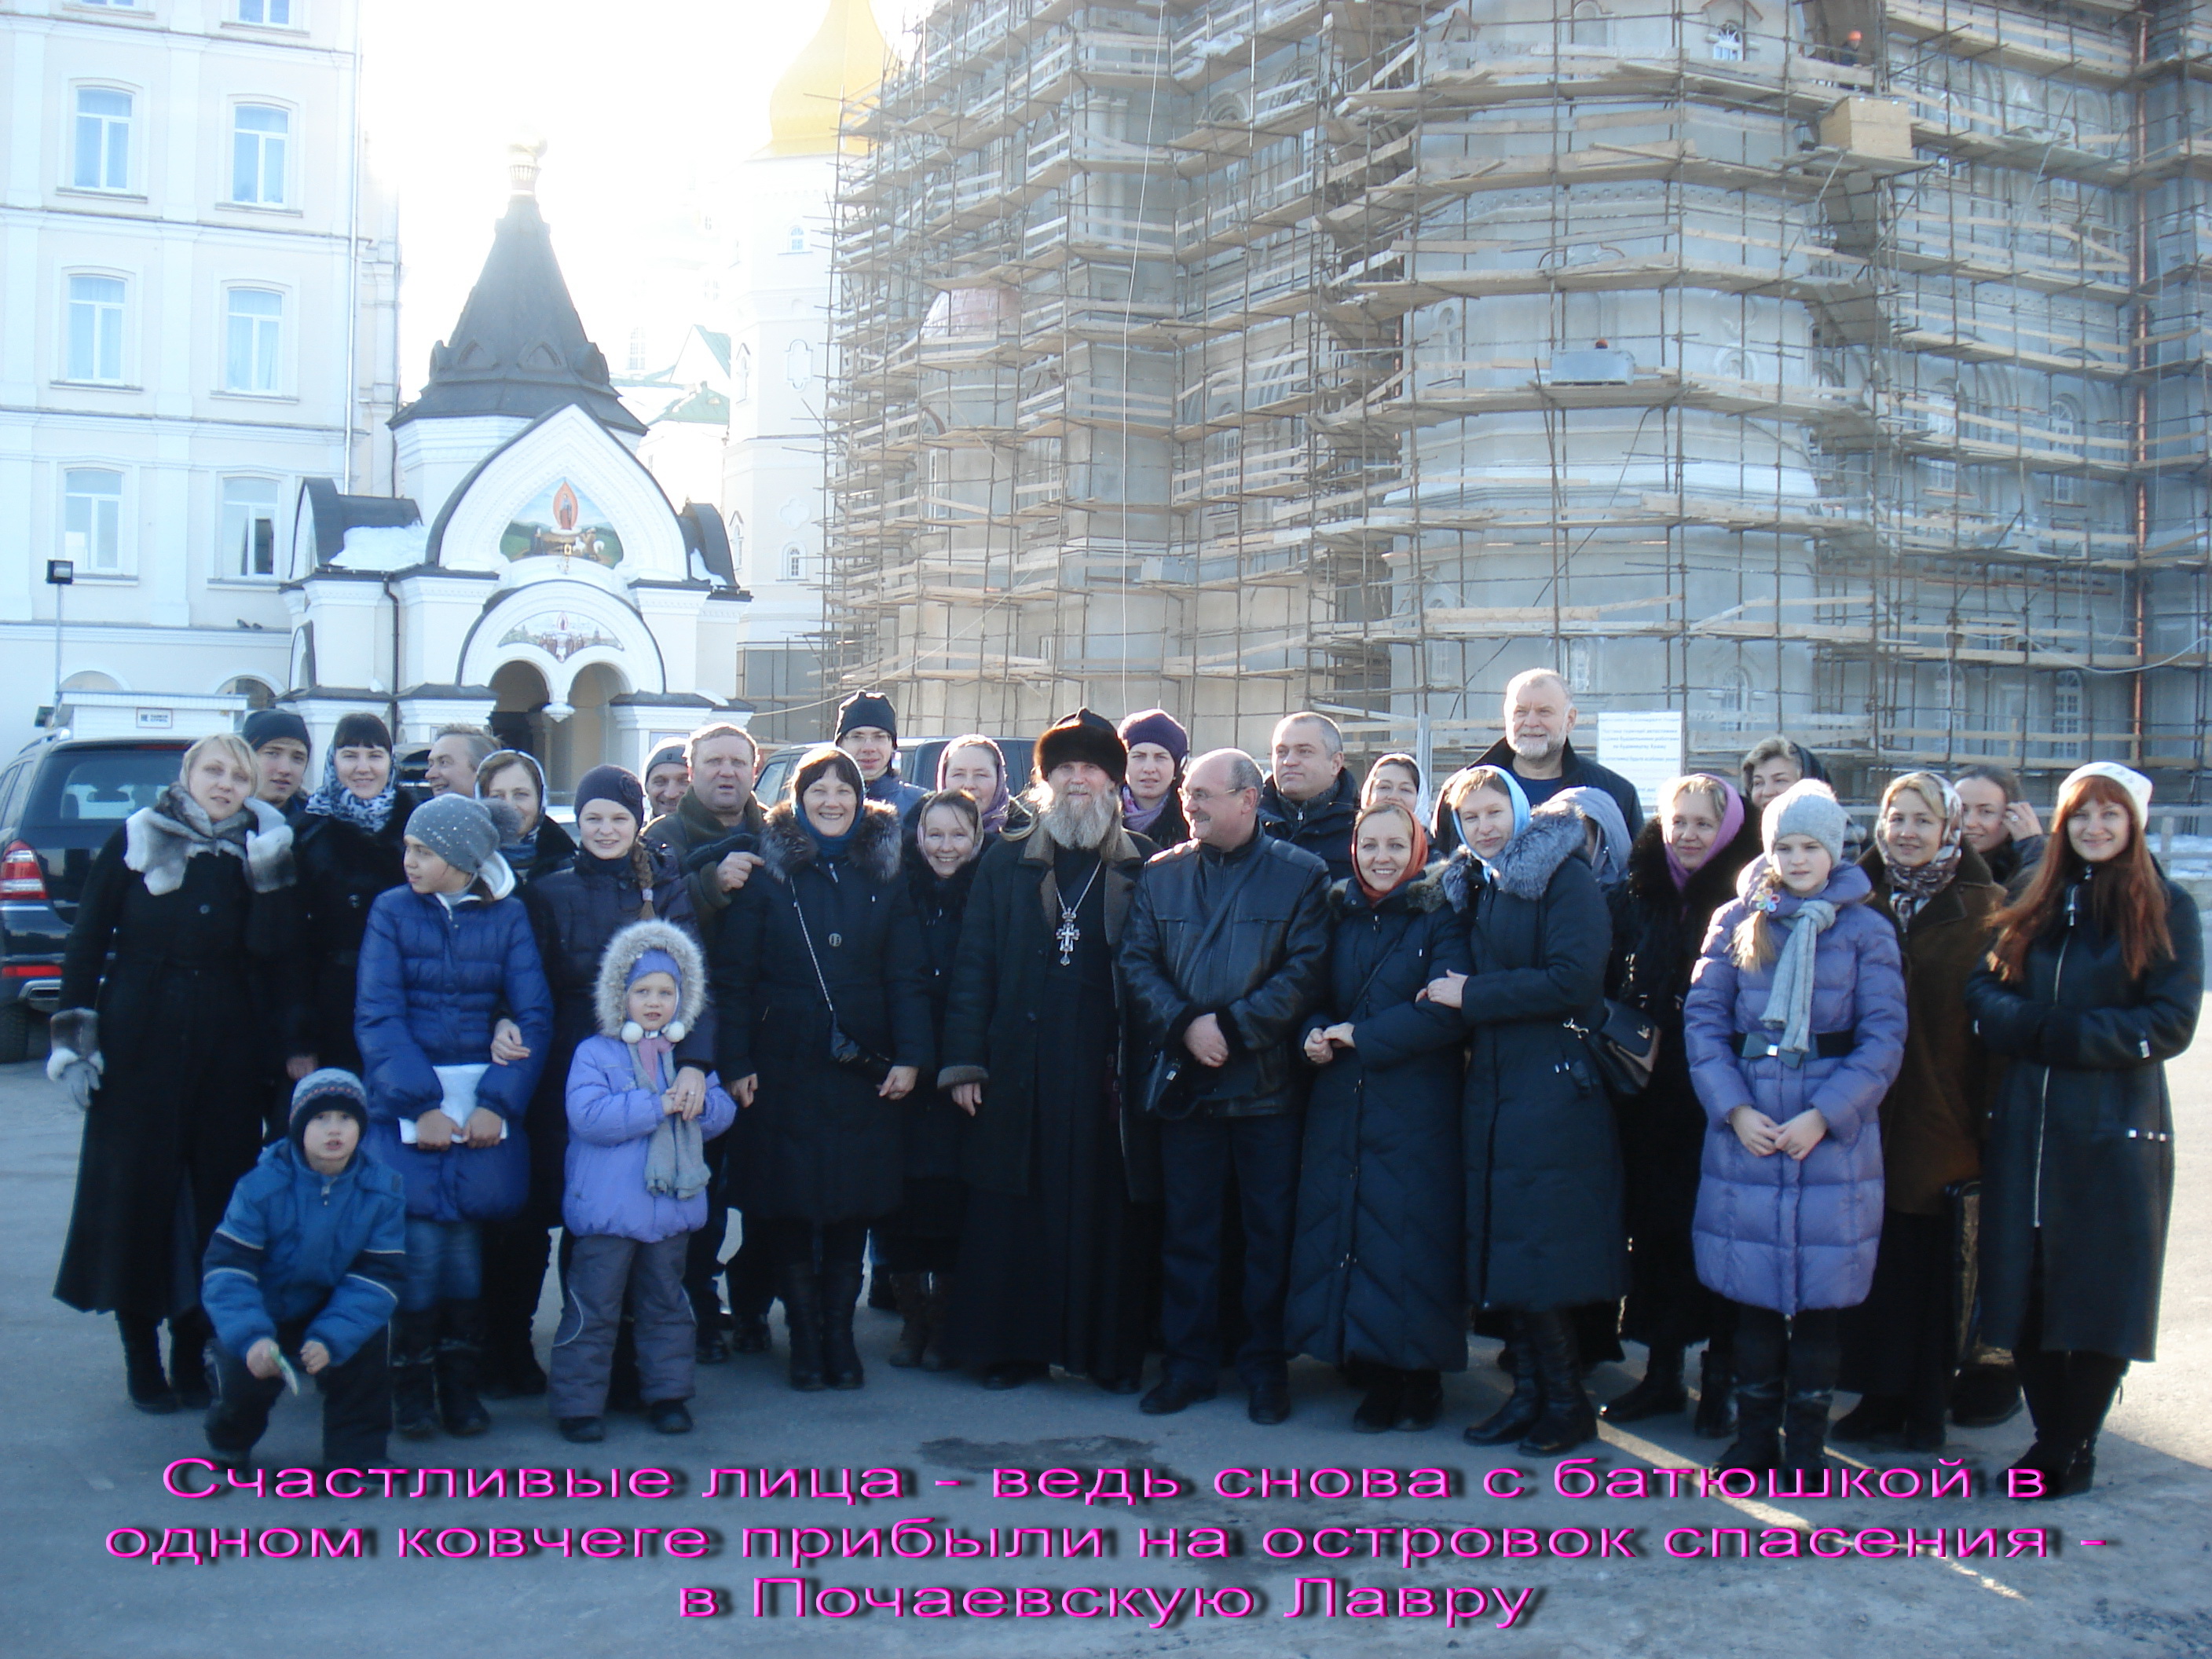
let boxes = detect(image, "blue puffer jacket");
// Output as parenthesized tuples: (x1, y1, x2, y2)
(355, 877, 553, 1221)
(201, 1141, 407, 1365)
(1682, 859, 1907, 1315)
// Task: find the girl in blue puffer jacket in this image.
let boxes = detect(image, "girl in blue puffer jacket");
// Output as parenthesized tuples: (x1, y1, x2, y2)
(550, 921, 735, 1443)
(355, 793, 551, 1441)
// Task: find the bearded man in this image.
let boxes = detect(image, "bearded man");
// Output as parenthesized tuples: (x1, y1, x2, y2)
(936, 709, 1159, 1392)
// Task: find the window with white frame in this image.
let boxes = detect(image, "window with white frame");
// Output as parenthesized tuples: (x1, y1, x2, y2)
(785, 221, 808, 254)
(732, 346, 752, 404)
(2049, 399, 2084, 506)
(1712, 21, 1745, 58)
(782, 544, 804, 581)
(727, 513, 745, 572)
(222, 477, 282, 577)
(232, 105, 290, 205)
(72, 89, 132, 192)
(66, 275, 126, 383)
(627, 327, 647, 373)
(236, 0, 295, 23)
(2052, 668, 2084, 759)
(225, 288, 283, 392)
(64, 469, 123, 572)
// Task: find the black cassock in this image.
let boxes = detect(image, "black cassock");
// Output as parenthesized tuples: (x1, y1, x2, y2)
(949, 844, 1152, 1382)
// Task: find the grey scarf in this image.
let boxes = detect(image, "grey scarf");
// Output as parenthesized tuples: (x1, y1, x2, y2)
(1760, 897, 1839, 1063)
(124, 787, 292, 896)
(630, 1042, 709, 1199)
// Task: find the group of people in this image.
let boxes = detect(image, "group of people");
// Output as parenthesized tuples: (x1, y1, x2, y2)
(44, 674, 2194, 1504)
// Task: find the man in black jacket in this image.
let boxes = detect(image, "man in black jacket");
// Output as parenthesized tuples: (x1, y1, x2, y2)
(1120, 748, 1331, 1424)
(1258, 711, 1360, 884)
(1440, 670, 1643, 849)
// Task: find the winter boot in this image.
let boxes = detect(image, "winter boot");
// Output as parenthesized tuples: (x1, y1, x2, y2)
(1950, 1359, 2023, 1428)
(1463, 1329, 1542, 1446)
(434, 1301, 491, 1437)
(392, 1309, 441, 1440)
(920, 1273, 955, 1372)
(1602, 1342, 1687, 1423)
(1832, 1392, 1908, 1445)
(2023, 1352, 2126, 1500)
(1353, 1366, 1406, 1434)
(1782, 1389, 1836, 1475)
(1716, 1376, 1784, 1474)
(119, 1315, 178, 1414)
(1394, 1370, 1444, 1432)
(1517, 1310, 1598, 1456)
(168, 1309, 214, 1410)
(821, 1262, 866, 1390)
(778, 1263, 826, 1392)
(2006, 1346, 2075, 1496)
(886, 1273, 930, 1368)
(1694, 1346, 1737, 1438)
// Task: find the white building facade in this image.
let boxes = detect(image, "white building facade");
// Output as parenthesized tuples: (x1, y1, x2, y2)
(0, 0, 398, 751)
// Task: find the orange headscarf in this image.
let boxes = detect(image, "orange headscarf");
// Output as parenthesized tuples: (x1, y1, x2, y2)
(1353, 800, 1430, 905)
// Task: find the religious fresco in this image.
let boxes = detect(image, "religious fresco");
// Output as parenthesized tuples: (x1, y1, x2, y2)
(496, 612, 622, 664)
(500, 478, 624, 565)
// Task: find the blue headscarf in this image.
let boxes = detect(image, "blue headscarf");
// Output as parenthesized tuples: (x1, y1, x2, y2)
(302, 749, 397, 833)
(1441, 764, 1530, 862)
(1552, 785, 1633, 890)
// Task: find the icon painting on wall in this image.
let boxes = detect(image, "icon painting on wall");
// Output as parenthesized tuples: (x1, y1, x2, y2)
(498, 613, 621, 665)
(502, 478, 624, 566)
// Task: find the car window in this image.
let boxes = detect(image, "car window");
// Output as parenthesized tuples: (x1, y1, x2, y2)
(24, 748, 183, 826)
(0, 762, 27, 831)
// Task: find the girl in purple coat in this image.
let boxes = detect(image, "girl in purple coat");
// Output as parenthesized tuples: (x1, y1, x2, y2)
(1683, 782, 1906, 1474)
(549, 921, 737, 1443)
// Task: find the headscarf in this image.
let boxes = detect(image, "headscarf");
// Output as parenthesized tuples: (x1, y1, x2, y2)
(1353, 800, 1430, 906)
(1661, 772, 1746, 892)
(1555, 785, 1632, 891)
(302, 748, 397, 832)
(936, 735, 1011, 835)
(1442, 765, 1530, 866)
(1879, 771, 1965, 927)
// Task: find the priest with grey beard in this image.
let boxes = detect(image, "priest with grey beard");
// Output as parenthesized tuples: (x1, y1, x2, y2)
(936, 709, 1162, 1391)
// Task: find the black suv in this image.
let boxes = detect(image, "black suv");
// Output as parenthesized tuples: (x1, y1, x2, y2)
(0, 736, 190, 1062)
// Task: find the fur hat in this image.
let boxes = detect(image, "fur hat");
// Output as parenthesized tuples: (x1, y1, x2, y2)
(1764, 778, 1849, 863)
(2060, 761, 2153, 830)
(594, 920, 707, 1044)
(836, 690, 899, 745)
(289, 1068, 368, 1152)
(1036, 708, 1127, 786)
(1117, 708, 1188, 767)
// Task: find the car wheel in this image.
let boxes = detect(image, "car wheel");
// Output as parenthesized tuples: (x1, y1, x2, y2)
(0, 1001, 31, 1067)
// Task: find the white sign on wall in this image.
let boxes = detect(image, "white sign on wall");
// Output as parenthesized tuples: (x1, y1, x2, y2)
(1595, 710, 1684, 816)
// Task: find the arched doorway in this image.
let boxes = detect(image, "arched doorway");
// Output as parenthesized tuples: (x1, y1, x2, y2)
(545, 661, 625, 789)
(490, 661, 551, 776)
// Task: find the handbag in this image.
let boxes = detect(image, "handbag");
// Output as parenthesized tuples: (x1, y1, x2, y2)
(1567, 998, 1662, 1100)
(790, 891, 895, 1086)
(1140, 845, 1268, 1121)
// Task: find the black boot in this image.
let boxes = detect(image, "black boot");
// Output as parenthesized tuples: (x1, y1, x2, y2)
(886, 1273, 929, 1369)
(1353, 1366, 1406, 1434)
(1694, 1346, 1736, 1438)
(434, 1301, 491, 1437)
(392, 1310, 441, 1440)
(1464, 1330, 1542, 1446)
(1394, 1370, 1443, 1432)
(1832, 1392, 1907, 1445)
(119, 1315, 178, 1414)
(1783, 1390, 1834, 1474)
(779, 1264, 826, 1392)
(1518, 1310, 1597, 1456)
(1602, 1342, 1686, 1423)
(821, 1262, 866, 1390)
(2027, 1352, 2124, 1500)
(2008, 1346, 2075, 1495)
(168, 1309, 214, 1410)
(1716, 1377, 1783, 1473)
(1950, 1359, 2023, 1427)
(920, 1273, 955, 1372)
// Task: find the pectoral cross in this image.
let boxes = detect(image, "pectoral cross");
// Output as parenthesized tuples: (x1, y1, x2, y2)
(1055, 912, 1081, 966)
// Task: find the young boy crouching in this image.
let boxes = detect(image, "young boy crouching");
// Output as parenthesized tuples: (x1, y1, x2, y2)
(201, 1070, 406, 1469)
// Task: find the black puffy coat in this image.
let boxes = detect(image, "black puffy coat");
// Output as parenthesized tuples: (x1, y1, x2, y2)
(504, 815, 577, 888)
(1284, 873, 1472, 1371)
(1259, 768, 1361, 884)
(293, 789, 423, 1071)
(711, 801, 933, 1223)
(53, 804, 302, 1317)
(1450, 812, 1627, 1313)
(1119, 830, 1333, 1118)
(903, 842, 982, 1184)
(1963, 872, 2201, 1361)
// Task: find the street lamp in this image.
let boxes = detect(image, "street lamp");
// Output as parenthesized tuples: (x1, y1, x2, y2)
(46, 559, 74, 719)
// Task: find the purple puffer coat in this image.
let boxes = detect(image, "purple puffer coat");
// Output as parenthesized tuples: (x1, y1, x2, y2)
(1682, 860, 1907, 1315)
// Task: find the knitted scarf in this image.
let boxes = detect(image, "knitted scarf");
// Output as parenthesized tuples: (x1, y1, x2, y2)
(1758, 886, 1840, 1062)
(632, 1034, 709, 1200)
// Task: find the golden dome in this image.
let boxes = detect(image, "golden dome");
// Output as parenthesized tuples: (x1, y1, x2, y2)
(765, 0, 888, 157)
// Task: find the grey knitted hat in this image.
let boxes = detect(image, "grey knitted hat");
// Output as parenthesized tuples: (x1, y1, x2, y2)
(406, 791, 501, 877)
(1763, 778, 1849, 863)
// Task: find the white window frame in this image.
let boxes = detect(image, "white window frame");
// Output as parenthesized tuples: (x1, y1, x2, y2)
(229, 103, 291, 207)
(223, 285, 285, 394)
(220, 475, 284, 578)
(781, 544, 805, 582)
(732, 346, 752, 404)
(62, 467, 126, 574)
(70, 86, 134, 194)
(64, 272, 129, 384)
(785, 220, 808, 255)
(234, 0, 298, 24)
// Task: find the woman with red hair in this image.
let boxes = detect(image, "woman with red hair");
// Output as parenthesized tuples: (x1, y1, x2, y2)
(1965, 763, 2200, 1499)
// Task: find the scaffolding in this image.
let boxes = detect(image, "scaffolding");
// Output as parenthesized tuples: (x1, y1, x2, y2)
(825, 0, 2212, 796)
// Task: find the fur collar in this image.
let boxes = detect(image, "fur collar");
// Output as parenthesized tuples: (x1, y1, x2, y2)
(1439, 810, 1588, 907)
(759, 797, 903, 886)
(1624, 813, 1762, 918)
(1328, 866, 1448, 917)
(125, 793, 291, 897)
(591, 918, 708, 1040)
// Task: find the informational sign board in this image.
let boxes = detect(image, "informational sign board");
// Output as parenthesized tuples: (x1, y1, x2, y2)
(1595, 710, 1684, 815)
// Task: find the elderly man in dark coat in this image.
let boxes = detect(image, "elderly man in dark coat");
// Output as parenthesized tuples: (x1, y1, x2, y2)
(1121, 747, 1332, 1424)
(938, 710, 1158, 1391)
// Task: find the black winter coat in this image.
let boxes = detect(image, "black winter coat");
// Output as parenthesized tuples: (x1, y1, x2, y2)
(1259, 768, 1361, 884)
(1450, 813, 1628, 1313)
(293, 789, 423, 1071)
(1963, 872, 2201, 1361)
(903, 843, 981, 1184)
(504, 815, 577, 888)
(1285, 873, 1473, 1370)
(647, 789, 767, 925)
(937, 820, 1155, 1195)
(53, 813, 300, 1317)
(1119, 830, 1333, 1118)
(711, 801, 934, 1223)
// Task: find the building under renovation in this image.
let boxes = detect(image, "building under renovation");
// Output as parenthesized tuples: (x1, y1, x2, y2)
(823, 0, 2212, 797)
